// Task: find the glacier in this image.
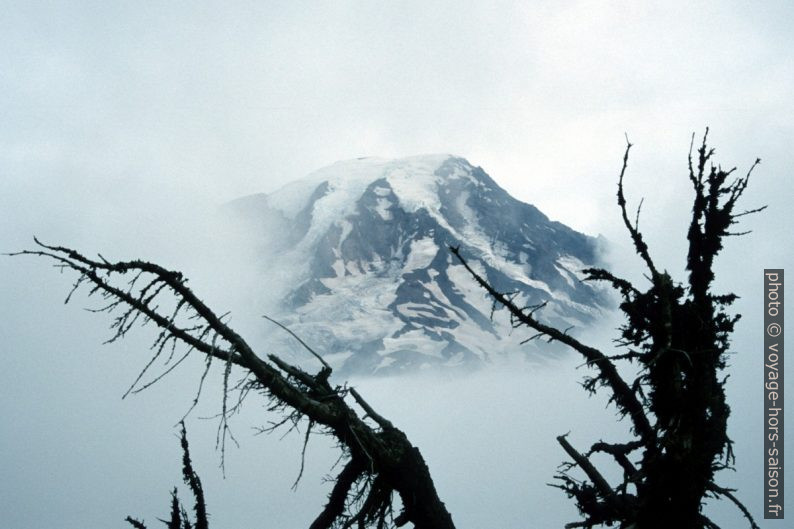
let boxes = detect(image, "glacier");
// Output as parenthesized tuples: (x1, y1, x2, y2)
(228, 155, 611, 374)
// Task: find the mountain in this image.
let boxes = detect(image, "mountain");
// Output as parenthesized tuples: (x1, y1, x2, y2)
(229, 155, 609, 374)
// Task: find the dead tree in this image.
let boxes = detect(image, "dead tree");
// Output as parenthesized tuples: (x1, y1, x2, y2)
(11, 241, 455, 529)
(451, 130, 762, 528)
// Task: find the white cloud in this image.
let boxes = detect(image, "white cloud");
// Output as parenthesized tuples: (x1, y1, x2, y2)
(2, 1, 792, 526)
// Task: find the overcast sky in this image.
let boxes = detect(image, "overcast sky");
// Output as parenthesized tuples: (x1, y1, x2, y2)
(1, 2, 793, 528)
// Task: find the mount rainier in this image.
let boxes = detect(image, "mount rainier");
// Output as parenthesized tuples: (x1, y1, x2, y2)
(229, 155, 609, 374)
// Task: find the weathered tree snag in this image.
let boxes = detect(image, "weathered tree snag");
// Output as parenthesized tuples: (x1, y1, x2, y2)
(452, 130, 762, 529)
(13, 240, 455, 529)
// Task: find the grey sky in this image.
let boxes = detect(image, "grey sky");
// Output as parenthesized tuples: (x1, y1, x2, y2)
(1, 2, 793, 528)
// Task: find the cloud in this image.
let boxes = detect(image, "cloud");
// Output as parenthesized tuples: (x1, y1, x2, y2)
(1, 1, 792, 526)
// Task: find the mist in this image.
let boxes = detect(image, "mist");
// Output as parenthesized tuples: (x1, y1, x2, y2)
(2, 1, 793, 528)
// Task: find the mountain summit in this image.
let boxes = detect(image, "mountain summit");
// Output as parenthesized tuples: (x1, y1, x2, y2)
(230, 155, 609, 374)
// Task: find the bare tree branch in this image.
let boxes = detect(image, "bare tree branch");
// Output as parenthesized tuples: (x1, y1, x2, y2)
(617, 137, 659, 280)
(557, 434, 615, 501)
(707, 483, 760, 529)
(449, 245, 653, 443)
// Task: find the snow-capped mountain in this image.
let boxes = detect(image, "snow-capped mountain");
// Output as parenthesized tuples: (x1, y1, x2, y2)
(229, 155, 609, 374)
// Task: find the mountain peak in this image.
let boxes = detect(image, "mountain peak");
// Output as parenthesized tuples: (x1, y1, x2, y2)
(231, 156, 608, 374)
(267, 154, 469, 220)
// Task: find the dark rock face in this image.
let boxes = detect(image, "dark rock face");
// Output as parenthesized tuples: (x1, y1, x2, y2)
(230, 155, 609, 374)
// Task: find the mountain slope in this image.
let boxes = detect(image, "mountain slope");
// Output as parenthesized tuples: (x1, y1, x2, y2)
(230, 155, 609, 374)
